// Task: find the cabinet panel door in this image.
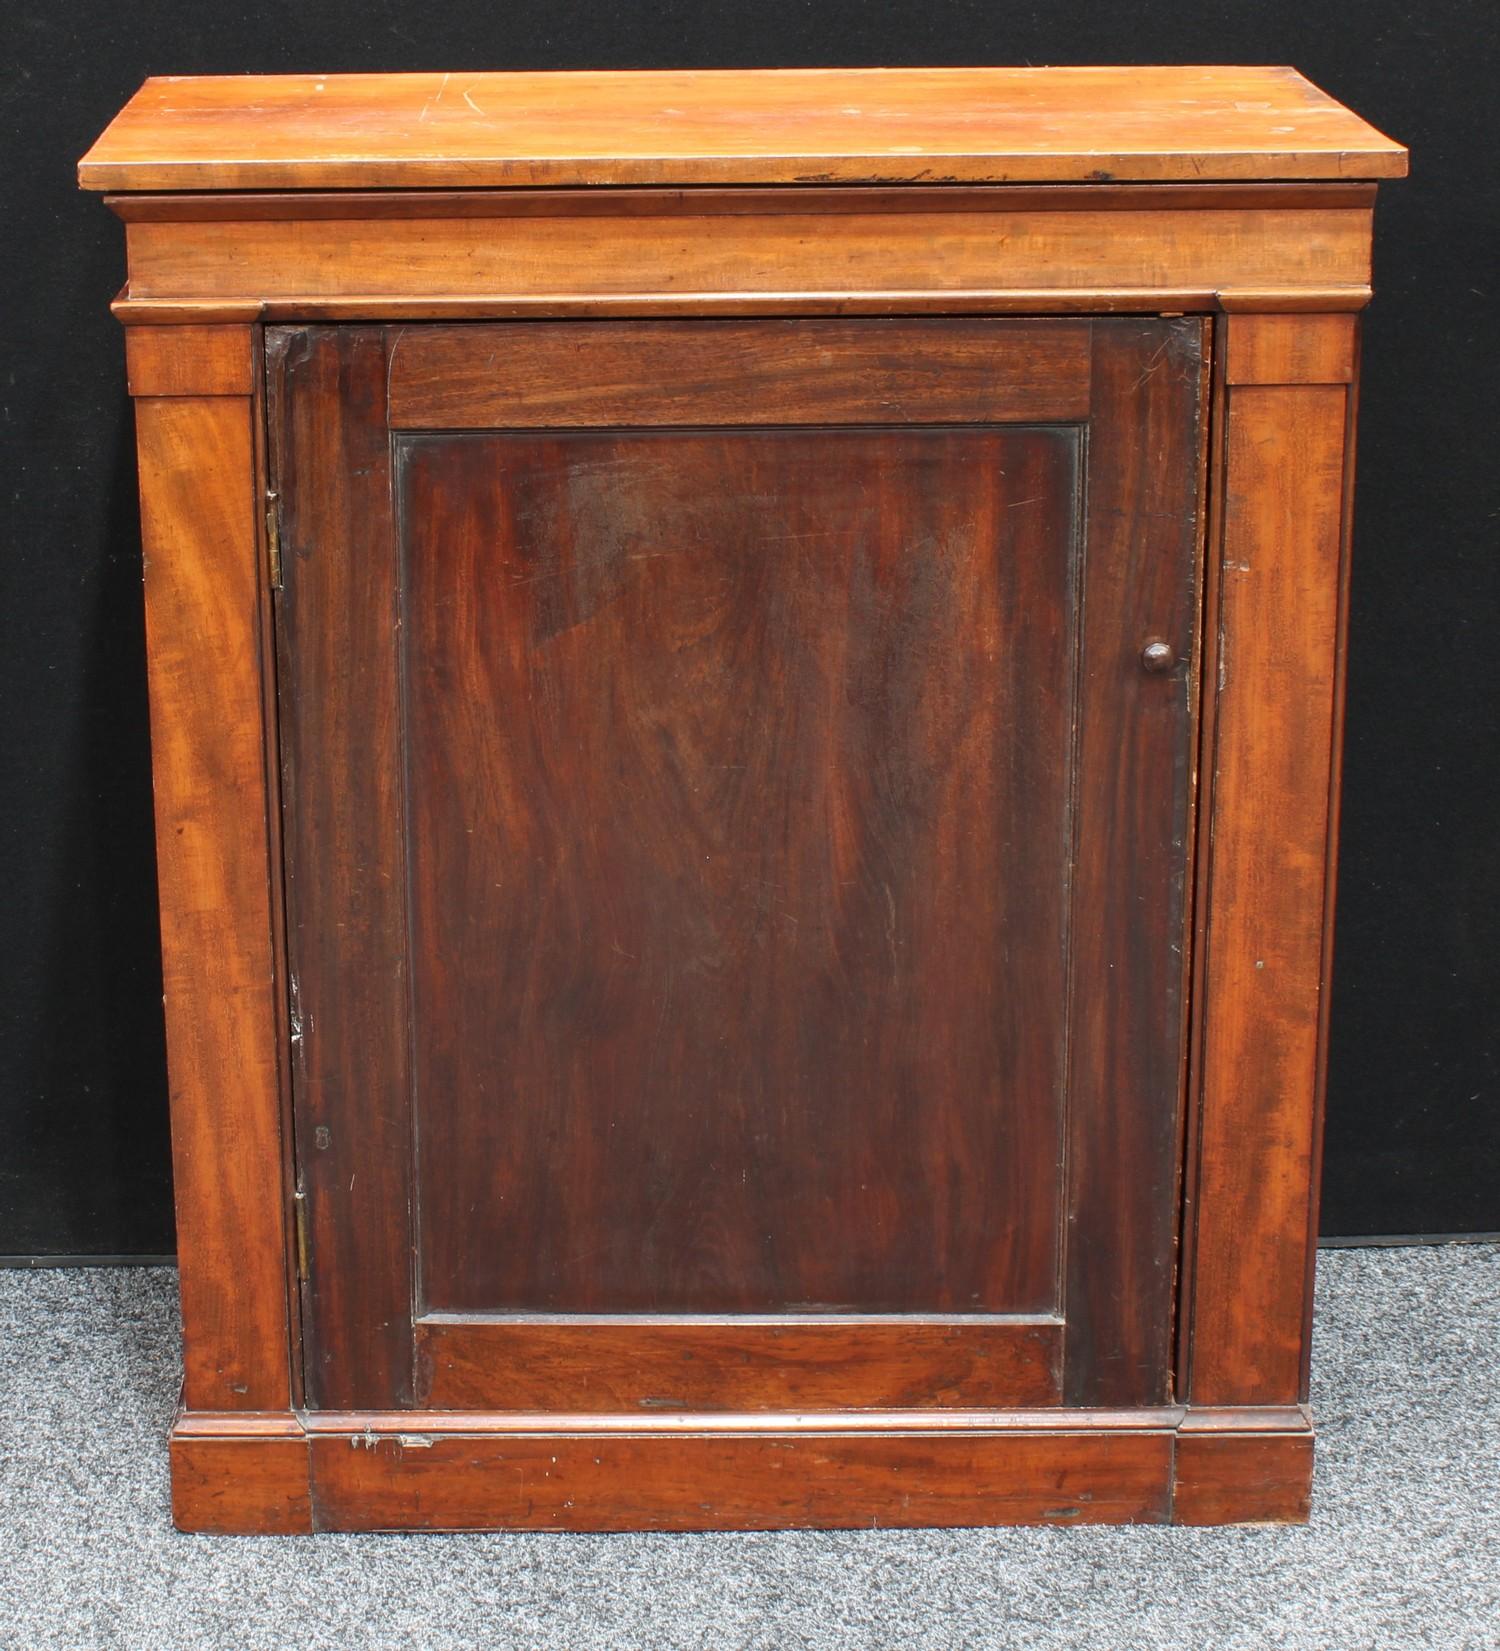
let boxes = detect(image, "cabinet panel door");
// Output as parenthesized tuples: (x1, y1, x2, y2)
(270, 318, 1205, 1412)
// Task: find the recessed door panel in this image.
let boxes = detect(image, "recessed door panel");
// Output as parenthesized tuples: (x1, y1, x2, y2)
(400, 424, 1078, 1316)
(270, 318, 1204, 1412)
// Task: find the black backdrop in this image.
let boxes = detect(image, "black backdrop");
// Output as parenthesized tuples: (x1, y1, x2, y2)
(1, 2, 1495, 1257)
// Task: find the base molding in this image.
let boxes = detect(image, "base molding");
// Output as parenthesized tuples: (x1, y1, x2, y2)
(169, 1404, 1314, 1534)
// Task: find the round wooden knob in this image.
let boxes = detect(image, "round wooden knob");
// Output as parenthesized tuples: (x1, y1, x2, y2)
(1140, 640, 1176, 674)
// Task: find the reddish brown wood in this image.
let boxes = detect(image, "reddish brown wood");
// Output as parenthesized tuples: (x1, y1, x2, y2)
(105, 182, 1379, 222)
(1225, 313, 1357, 384)
(111, 288, 1378, 328)
(87, 68, 1399, 1534)
(133, 390, 293, 1411)
(398, 419, 1075, 1320)
(78, 68, 1407, 192)
(1176, 315, 1234, 1404)
(267, 328, 413, 1409)
(299, 1405, 1180, 1434)
(113, 295, 266, 325)
(1305, 336, 1364, 1381)
(1173, 1431, 1314, 1524)
(117, 203, 1375, 312)
(125, 323, 253, 395)
(1062, 318, 1207, 1406)
(170, 1434, 313, 1535)
(307, 1429, 1173, 1532)
(269, 316, 1201, 1416)
(1185, 321, 1352, 1406)
(1176, 1403, 1312, 1433)
(1214, 286, 1372, 312)
(249, 331, 306, 1410)
(164, 1403, 1323, 1531)
(416, 1318, 1063, 1411)
(385, 318, 1092, 427)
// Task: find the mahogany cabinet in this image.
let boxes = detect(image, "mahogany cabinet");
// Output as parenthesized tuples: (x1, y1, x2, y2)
(80, 68, 1406, 1533)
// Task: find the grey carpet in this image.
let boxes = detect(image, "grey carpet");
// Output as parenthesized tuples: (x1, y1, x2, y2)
(1, 1245, 1497, 1651)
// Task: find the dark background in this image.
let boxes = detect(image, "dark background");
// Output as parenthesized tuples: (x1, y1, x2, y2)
(1, 3, 1495, 1258)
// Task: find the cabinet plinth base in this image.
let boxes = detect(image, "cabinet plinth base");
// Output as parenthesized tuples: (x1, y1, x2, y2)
(168, 1406, 1314, 1534)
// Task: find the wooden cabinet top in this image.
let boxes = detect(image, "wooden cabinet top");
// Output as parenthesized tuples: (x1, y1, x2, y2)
(79, 66, 1406, 193)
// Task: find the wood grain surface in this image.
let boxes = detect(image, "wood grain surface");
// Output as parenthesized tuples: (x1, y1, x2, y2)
(307, 1429, 1175, 1531)
(79, 68, 1406, 192)
(1225, 313, 1357, 384)
(125, 322, 253, 395)
(165, 1402, 1316, 1531)
(416, 1318, 1063, 1410)
(93, 63, 1395, 1536)
(1185, 318, 1352, 1406)
(120, 202, 1374, 311)
(170, 1435, 313, 1535)
(1061, 318, 1207, 1406)
(385, 318, 1092, 428)
(133, 390, 292, 1411)
(268, 327, 414, 1410)
(269, 316, 1202, 1413)
(400, 419, 1080, 1317)
(1172, 1430, 1315, 1524)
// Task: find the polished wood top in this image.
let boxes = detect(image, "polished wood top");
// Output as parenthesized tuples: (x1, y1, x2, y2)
(79, 67, 1406, 192)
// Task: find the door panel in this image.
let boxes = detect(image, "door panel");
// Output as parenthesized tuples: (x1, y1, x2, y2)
(401, 425, 1078, 1317)
(270, 318, 1205, 1413)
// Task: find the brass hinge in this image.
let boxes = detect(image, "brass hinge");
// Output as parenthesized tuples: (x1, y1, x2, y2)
(265, 488, 283, 591)
(293, 1182, 309, 1283)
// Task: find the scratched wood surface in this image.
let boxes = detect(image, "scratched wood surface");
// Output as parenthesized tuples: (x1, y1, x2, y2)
(91, 64, 1398, 1535)
(270, 317, 1202, 1412)
(307, 1429, 1175, 1531)
(78, 67, 1406, 191)
(166, 1401, 1317, 1531)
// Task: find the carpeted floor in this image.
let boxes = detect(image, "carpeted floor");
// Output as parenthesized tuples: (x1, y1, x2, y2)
(1, 1245, 1496, 1651)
